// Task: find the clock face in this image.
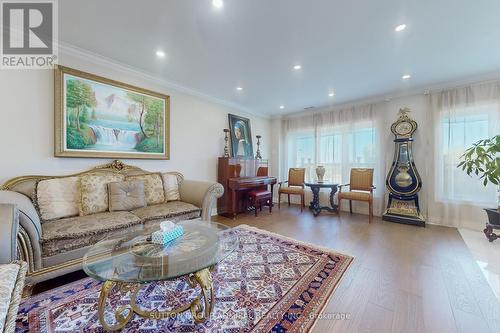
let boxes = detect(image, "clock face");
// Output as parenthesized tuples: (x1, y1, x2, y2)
(395, 121, 413, 135)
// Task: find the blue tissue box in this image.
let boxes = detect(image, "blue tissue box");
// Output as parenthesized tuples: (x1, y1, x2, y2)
(152, 225, 184, 245)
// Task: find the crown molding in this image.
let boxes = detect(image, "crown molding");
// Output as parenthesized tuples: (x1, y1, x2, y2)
(272, 71, 500, 119)
(57, 42, 269, 119)
(57, 42, 499, 121)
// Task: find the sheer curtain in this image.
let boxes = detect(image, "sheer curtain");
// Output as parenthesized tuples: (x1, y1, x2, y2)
(278, 80, 500, 227)
(281, 104, 385, 215)
(425, 81, 500, 229)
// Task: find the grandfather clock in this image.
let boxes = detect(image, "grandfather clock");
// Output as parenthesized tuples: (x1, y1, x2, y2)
(383, 107, 425, 227)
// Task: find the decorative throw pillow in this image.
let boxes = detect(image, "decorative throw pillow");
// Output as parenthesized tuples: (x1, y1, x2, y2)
(35, 177, 79, 221)
(108, 180, 146, 212)
(126, 173, 165, 205)
(161, 173, 181, 201)
(79, 173, 125, 216)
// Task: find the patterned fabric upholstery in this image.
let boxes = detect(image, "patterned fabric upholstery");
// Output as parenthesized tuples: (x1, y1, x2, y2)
(278, 168, 306, 211)
(79, 173, 125, 216)
(0, 261, 26, 333)
(161, 173, 180, 201)
(288, 168, 305, 187)
(278, 186, 304, 194)
(126, 173, 165, 205)
(349, 168, 374, 191)
(108, 180, 146, 211)
(35, 177, 80, 221)
(41, 211, 142, 257)
(338, 168, 375, 223)
(337, 191, 371, 201)
(131, 201, 201, 222)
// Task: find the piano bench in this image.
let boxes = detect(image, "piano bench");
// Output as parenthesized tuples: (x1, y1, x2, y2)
(248, 190, 273, 217)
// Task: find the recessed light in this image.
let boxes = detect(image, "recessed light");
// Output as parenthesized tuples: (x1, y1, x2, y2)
(328, 92, 335, 97)
(212, 0, 223, 8)
(293, 65, 302, 70)
(402, 74, 411, 80)
(395, 24, 407, 32)
(279, 105, 285, 109)
(236, 87, 243, 91)
(155, 50, 166, 58)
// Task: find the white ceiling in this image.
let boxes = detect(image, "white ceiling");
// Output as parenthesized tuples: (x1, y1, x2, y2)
(59, 0, 500, 116)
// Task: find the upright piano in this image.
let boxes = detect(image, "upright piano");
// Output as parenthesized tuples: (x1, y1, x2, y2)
(217, 157, 277, 218)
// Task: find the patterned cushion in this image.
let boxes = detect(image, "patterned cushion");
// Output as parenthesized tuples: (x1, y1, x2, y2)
(0, 263, 21, 333)
(79, 173, 125, 216)
(35, 177, 79, 221)
(338, 190, 372, 201)
(161, 173, 180, 201)
(279, 186, 304, 194)
(126, 173, 165, 205)
(349, 168, 374, 191)
(108, 180, 146, 212)
(131, 201, 201, 222)
(41, 211, 142, 257)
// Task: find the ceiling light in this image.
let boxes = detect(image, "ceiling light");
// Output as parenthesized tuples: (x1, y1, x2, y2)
(279, 105, 285, 109)
(212, 0, 223, 8)
(293, 65, 302, 70)
(236, 87, 243, 91)
(328, 92, 335, 97)
(402, 74, 411, 80)
(155, 50, 166, 58)
(395, 24, 407, 32)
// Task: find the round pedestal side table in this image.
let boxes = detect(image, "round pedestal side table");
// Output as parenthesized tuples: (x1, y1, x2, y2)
(304, 182, 339, 217)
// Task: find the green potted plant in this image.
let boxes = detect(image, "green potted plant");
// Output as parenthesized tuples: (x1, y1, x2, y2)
(458, 135, 500, 225)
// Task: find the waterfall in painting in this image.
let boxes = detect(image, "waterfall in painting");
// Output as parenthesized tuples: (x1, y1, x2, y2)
(88, 125, 139, 150)
(63, 73, 165, 155)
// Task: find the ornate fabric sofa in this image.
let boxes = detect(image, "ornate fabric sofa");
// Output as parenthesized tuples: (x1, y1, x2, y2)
(0, 161, 224, 286)
(0, 261, 27, 333)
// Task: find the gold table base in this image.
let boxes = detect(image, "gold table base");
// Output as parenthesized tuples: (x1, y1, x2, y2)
(98, 268, 214, 331)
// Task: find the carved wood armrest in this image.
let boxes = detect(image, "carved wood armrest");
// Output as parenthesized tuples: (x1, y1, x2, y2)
(278, 181, 288, 188)
(338, 184, 350, 192)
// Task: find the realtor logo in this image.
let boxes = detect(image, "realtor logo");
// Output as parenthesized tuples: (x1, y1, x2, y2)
(1, 0, 58, 69)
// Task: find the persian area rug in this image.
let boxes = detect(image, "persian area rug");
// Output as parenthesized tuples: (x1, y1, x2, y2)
(16, 225, 353, 333)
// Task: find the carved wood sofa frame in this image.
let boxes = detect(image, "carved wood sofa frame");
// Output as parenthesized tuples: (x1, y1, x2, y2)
(0, 160, 224, 286)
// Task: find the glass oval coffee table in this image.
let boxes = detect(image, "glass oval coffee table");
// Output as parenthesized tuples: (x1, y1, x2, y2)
(83, 219, 238, 331)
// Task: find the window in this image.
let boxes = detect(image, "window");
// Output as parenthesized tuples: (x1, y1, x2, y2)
(287, 131, 315, 181)
(287, 124, 377, 185)
(437, 103, 498, 204)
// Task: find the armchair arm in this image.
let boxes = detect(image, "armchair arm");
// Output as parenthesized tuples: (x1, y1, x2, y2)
(0, 190, 42, 270)
(278, 180, 288, 188)
(179, 180, 224, 222)
(338, 183, 349, 192)
(0, 204, 19, 264)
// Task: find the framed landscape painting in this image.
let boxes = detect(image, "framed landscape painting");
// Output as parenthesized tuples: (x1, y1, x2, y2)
(55, 65, 170, 159)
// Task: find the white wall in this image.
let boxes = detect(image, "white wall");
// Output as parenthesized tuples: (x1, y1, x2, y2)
(0, 49, 270, 184)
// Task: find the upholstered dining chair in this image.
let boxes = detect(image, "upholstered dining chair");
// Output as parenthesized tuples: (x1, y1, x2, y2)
(278, 168, 306, 212)
(338, 168, 376, 223)
(256, 166, 268, 176)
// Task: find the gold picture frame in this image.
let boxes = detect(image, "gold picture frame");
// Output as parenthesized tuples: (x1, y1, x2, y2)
(54, 65, 170, 159)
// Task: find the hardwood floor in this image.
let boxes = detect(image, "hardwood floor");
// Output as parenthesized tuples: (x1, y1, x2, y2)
(213, 206, 500, 333)
(459, 228, 500, 300)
